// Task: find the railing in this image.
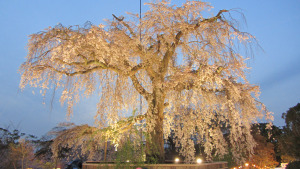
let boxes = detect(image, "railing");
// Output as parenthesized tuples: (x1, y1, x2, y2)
(83, 161, 228, 169)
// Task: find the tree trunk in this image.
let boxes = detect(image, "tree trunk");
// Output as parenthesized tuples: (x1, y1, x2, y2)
(146, 87, 165, 163)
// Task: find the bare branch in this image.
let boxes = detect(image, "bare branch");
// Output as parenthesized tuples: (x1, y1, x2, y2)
(112, 14, 136, 38)
(195, 9, 229, 29)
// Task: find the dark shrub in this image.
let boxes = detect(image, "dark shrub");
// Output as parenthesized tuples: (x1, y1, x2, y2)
(286, 161, 300, 169)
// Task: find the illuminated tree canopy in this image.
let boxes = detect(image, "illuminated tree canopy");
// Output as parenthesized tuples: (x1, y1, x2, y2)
(20, 0, 272, 163)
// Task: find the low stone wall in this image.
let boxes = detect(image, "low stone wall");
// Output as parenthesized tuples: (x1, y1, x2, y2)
(83, 161, 227, 169)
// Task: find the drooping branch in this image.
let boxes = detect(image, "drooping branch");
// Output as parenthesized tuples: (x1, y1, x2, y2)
(164, 65, 224, 92)
(51, 113, 146, 159)
(169, 79, 225, 93)
(101, 114, 146, 134)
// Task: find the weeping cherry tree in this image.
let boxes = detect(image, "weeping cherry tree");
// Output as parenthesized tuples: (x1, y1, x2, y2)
(20, 0, 272, 163)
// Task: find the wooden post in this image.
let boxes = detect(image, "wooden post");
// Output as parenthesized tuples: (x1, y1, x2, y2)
(104, 139, 108, 162)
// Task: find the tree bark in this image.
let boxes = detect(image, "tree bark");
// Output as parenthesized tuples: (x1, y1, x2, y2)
(145, 87, 165, 163)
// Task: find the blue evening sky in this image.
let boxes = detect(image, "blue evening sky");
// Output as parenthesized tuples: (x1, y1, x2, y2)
(0, 0, 299, 137)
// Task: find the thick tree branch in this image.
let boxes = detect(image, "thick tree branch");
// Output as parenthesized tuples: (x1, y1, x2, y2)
(122, 60, 143, 76)
(32, 58, 125, 77)
(195, 9, 229, 29)
(132, 44, 158, 79)
(159, 10, 228, 76)
(33, 49, 152, 83)
(110, 15, 159, 80)
(32, 65, 105, 76)
(127, 62, 145, 76)
(160, 31, 182, 75)
(130, 74, 151, 100)
(54, 58, 102, 67)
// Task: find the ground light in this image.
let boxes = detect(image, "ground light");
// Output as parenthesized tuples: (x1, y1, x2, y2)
(245, 163, 249, 167)
(196, 158, 202, 164)
(174, 157, 180, 163)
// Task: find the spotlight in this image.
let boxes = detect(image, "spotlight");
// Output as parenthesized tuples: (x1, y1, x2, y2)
(174, 157, 180, 163)
(196, 158, 202, 164)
